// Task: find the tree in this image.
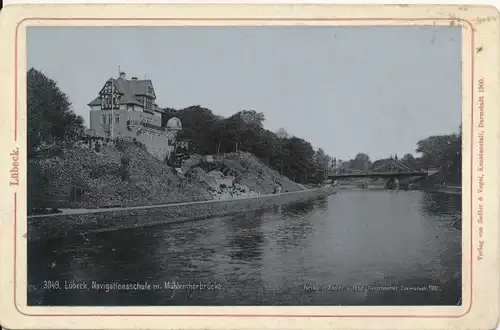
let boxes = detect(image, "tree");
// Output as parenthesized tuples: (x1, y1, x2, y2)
(170, 105, 220, 154)
(414, 126, 461, 184)
(371, 158, 392, 172)
(27, 68, 85, 152)
(238, 110, 265, 128)
(27, 68, 85, 210)
(401, 153, 418, 170)
(416, 134, 459, 169)
(272, 136, 315, 182)
(336, 159, 344, 170)
(159, 104, 333, 184)
(212, 119, 227, 157)
(222, 110, 266, 153)
(350, 153, 372, 171)
(27, 160, 46, 210)
(329, 157, 337, 172)
(313, 148, 331, 183)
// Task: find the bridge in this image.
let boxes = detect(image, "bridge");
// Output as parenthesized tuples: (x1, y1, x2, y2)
(328, 171, 434, 180)
(327, 158, 439, 182)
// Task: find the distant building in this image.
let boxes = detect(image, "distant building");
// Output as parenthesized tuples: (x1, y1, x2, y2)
(87, 72, 180, 160)
(276, 128, 290, 139)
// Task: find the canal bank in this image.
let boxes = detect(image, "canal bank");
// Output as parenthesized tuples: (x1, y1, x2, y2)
(424, 186, 462, 195)
(27, 185, 338, 241)
(28, 189, 462, 306)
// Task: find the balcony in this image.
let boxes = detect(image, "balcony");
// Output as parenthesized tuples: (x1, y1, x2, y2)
(141, 122, 165, 132)
(126, 119, 165, 132)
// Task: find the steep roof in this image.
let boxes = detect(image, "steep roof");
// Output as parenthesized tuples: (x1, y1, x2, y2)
(87, 76, 157, 107)
(128, 79, 155, 96)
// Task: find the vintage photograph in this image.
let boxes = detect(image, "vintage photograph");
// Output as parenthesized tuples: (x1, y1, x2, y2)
(25, 25, 463, 307)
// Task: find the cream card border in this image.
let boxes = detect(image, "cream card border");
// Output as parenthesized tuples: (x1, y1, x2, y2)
(0, 4, 498, 330)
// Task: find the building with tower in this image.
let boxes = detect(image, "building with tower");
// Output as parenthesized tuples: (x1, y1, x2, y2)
(87, 72, 181, 161)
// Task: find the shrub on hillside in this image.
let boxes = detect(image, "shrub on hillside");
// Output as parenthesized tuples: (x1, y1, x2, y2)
(120, 155, 131, 181)
(95, 141, 101, 153)
(89, 163, 119, 179)
(115, 138, 129, 152)
(27, 161, 46, 210)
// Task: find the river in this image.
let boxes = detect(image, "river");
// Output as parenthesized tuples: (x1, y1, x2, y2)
(27, 189, 462, 306)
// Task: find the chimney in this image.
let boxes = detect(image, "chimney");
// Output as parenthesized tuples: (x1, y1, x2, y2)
(131, 77, 138, 80)
(119, 72, 126, 80)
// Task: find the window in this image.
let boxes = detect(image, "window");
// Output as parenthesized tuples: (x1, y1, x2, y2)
(142, 97, 153, 111)
(101, 96, 110, 109)
(101, 115, 106, 124)
(100, 92, 120, 110)
(115, 115, 119, 124)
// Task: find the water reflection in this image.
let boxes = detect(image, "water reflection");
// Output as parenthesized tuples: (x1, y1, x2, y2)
(225, 211, 265, 262)
(421, 192, 461, 218)
(281, 200, 316, 216)
(28, 190, 461, 306)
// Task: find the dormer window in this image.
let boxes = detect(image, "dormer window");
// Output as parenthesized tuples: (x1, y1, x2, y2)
(91, 75, 158, 114)
(100, 81, 118, 97)
(101, 94, 120, 110)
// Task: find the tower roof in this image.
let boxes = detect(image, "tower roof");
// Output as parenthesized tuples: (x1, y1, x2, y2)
(166, 117, 182, 129)
(87, 74, 157, 107)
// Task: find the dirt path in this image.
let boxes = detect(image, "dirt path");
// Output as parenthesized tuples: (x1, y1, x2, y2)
(28, 186, 336, 219)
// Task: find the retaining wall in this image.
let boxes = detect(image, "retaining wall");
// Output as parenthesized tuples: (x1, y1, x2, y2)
(28, 186, 338, 241)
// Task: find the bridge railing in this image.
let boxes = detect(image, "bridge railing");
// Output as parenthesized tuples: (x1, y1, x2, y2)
(370, 159, 420, 173)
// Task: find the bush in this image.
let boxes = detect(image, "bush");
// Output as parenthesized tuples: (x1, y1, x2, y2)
(115, 139, 126, 152)
(120, 155, 131, 181)
(121, 155, 131, 167)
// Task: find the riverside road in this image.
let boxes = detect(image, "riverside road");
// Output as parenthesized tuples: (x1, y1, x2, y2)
(28, 189, 462, 306)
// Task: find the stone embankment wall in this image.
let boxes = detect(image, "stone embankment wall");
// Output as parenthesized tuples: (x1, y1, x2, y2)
(28, 186, 338, 241)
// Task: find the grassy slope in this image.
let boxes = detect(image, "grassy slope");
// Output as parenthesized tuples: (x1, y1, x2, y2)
(29, 142, 211, 208)
(218, 152, 304, 194)
(29, 145, 304, 209)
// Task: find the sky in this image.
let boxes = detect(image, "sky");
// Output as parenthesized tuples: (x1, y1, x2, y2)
(27, 25, 461, 161)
